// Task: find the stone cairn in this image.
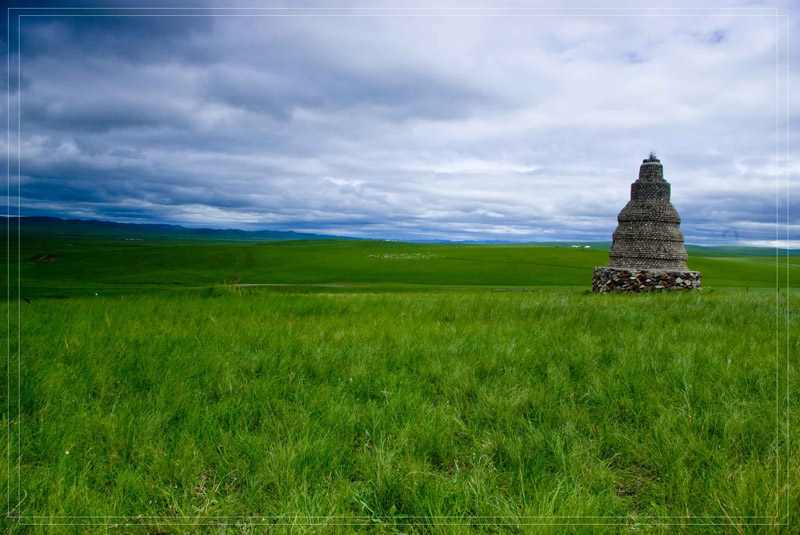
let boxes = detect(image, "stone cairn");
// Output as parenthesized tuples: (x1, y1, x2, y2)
(592, 154, 702, 293)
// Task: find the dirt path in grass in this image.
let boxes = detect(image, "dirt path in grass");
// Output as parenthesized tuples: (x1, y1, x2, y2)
(233, 283, 348, 288)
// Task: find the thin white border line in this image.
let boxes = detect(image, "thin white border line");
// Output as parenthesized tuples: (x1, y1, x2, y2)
(785, 15, 790, 523)
(16, 10, 21, 513)
(14, 14, 783, 18)
(13, 515, 785, 518)
(774, 10, 779, 518)
(6, 6, 782, 10)
(6, 8, 791, 527)
(7, 519, 794, 526)
(4, 5, 9, 520)
(11, 521, 795, 524)
(11, 522, 792, 527)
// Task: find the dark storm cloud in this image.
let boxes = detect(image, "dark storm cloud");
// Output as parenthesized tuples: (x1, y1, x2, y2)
(20, 16, 215, 65)
(25, 94, 195, 133)
(6, 3, 798, 246)
(200, 65, 491, 122)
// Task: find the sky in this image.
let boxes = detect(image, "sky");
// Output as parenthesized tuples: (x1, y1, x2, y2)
(4, 2, 797, 245)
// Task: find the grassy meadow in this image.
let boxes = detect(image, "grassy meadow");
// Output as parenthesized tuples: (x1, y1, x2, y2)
(10, 235, 797, 297)
(3, 235, 798, 533)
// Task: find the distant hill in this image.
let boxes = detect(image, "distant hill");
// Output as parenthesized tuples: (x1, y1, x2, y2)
(4, 216, 796, 256)
(684, 244, 800, 257)
(536, 241, 800, 257)
(3, 216, 353, 242)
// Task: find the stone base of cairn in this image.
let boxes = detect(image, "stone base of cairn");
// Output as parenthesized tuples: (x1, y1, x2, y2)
(592, 266, 702, 293)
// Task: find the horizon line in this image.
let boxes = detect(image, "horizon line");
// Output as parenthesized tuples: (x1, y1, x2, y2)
(5, 214, 796, 251)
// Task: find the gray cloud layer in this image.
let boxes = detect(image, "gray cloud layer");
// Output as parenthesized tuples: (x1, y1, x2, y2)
(5, 3, 797, 245)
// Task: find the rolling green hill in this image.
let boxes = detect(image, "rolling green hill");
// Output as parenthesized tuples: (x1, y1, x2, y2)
(7, 232, 797, 299)
(3, 216, 350, 242)
(4, 221, 796, 529)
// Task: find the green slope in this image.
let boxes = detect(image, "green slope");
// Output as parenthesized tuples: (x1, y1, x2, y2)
(4, 216, 349, 242)
(8, 235, 797, 298)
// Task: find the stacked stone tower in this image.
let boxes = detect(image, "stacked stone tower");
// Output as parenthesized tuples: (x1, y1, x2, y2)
(592, 154, 701, 292)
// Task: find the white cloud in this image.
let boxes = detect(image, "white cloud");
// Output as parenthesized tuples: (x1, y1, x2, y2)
(11, 5, 797, 245)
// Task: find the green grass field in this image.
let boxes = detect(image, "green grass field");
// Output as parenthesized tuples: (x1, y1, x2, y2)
(3, 236, 798, 533)
(11, 236, 798, 298)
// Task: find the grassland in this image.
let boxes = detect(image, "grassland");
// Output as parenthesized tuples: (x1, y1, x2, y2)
(11, 236, 798, 298)
(3, 235, 798, 533)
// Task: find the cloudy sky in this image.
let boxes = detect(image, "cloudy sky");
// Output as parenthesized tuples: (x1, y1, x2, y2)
(4, 2, 797, 245)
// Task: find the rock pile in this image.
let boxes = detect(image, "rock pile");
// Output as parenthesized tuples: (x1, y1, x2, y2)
(592, 267, 702, 293)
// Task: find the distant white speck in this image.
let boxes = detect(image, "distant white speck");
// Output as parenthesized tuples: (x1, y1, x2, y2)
(94, 293, 98, 296)
(65, 450, 70, 455)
